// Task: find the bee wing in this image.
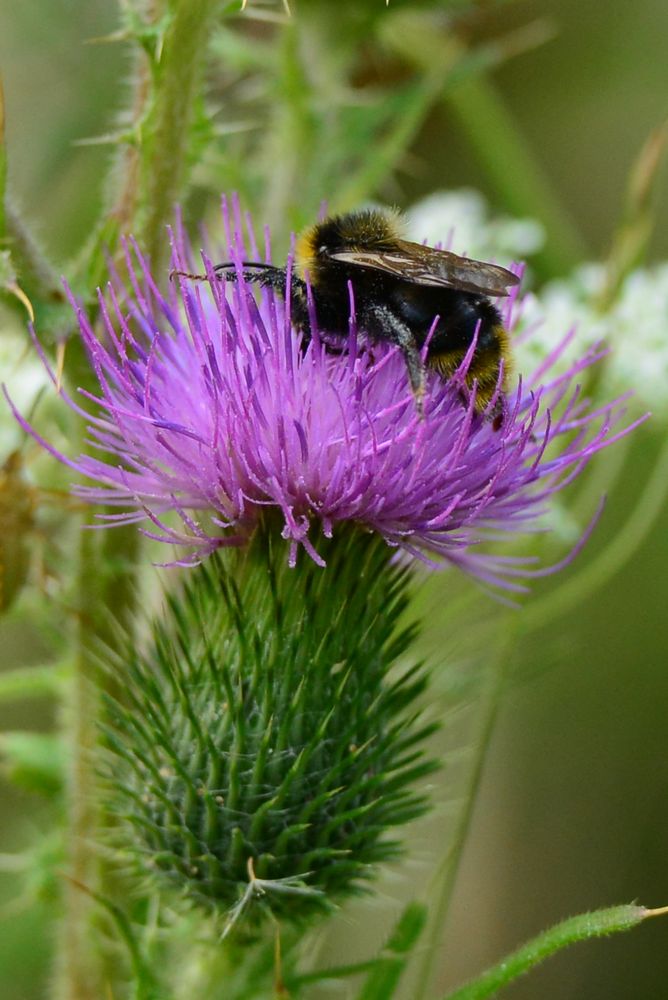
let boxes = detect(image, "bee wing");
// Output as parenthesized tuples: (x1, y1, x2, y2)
(329, 240, 520, 296)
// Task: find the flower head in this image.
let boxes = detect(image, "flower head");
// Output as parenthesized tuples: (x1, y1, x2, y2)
(515, 261, 668, 417)
(7, 198, 638, 589)
(406, 188, 545, 262)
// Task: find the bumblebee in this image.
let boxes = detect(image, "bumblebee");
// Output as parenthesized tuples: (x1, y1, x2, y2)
(178, 209, 519, 425)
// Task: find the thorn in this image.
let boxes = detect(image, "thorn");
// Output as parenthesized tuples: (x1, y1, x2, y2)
(55, 340, 66, 393)
(84, 30, 130, 46)
(415, 390, 425, 421)
(72, 132, 130, 148)
(490, 395, 506, 432)
(6, 282, 35, 323)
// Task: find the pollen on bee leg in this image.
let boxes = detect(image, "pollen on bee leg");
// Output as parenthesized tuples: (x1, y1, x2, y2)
(414, 381, 426, 420)
(491, 396, 505, 432)
(399, 348, 427, 420)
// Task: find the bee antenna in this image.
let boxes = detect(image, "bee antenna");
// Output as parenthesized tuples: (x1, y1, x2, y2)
(169, 267, 208, 283)
(170, 261, 276, 283)
(213, 261, 276, 272)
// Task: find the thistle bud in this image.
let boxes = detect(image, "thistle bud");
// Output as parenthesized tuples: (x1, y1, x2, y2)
(104, 526, 437, 931)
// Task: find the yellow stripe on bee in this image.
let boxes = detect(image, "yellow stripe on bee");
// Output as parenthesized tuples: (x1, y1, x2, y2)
(295, 227, 318, 278)
(429, 324, 511, 386)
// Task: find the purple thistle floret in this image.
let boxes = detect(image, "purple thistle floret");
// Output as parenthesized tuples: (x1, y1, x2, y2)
(7, 199, 641, 591)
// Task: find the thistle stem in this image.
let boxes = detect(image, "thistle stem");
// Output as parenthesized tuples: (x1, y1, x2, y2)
(140, 0, 219, 270)
(55, 2, 218, 995)
(54, 527, 108, 1000)
(414, 623, 518, 1000)
(4, 201, 64, 302)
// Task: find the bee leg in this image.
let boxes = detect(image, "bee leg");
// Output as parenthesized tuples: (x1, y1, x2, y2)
(172, 263, 291, 293)
(172, 263, 314, 348)
(226, 268, 313, 346)
(286, 275, 311, 345)
(490, 394, 506, 432)
(366, 303, 426, 417)
(213, 264, 289, 292)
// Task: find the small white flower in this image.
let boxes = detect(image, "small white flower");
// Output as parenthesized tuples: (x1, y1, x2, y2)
(514, 263, 668, 416)
(406, 188, 544, 260)
(0, 329, 51, 454)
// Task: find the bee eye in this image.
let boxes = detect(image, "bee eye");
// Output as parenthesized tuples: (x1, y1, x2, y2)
(318, 244, 328, 254)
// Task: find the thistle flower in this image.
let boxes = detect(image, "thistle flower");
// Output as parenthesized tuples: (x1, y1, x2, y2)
(104, 525, 437, 927)
(7, 200, 636, 590)
(4, 200, 642, 935)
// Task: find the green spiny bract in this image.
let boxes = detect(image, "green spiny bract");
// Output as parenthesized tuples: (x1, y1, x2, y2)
(103, 525, 437, 930)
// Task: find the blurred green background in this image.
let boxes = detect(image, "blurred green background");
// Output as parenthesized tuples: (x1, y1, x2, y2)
(1, 2, 667, 998)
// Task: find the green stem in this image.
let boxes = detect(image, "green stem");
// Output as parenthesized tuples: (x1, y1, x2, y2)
(414, 624, 517, 1000)
(55, 3, 219, 995)
(55, 521, 145, 1000)
(525, 432, 668, 632)
(4, 202, 64, 303)
(140, 0, 219, 270)
(441, 904, 666, 1000)
(53, 528, 107, 1000)
(0, 75, 6, 238)
(331, 70, 449, 213)
(0, 662, 69, 702)
(567, 431, 632, 525)
(289, 958, 381, 989)
(287, 904, 427, 997)
(259, 18, 319, 235)
(355, 903, 428, 1000)
(443, 63, 589, 280)
(66, 876, 164, 1000)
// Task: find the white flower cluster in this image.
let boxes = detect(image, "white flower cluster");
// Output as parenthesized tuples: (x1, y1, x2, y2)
(407, 188, 668, 418)
(406, 188, 544, 262)
(515, 263, 668, 417)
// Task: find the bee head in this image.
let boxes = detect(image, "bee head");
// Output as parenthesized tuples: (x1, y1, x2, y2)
(295, 209, 402, 279)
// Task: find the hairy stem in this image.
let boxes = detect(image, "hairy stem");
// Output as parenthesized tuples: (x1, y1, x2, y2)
(140, 0, 219, 270)
(54, 527, 109, 1000)
(441, 904, 664, 1000)
(55, 2, 218, 996)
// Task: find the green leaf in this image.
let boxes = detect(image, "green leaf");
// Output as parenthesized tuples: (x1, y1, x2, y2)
(0, 832, 64, 906)
(286, 901, 427, 995)
(599, 120, 668, 309)
(0, 731, 66, 796)
(441, 904, 666, 1000)
(356, 902, 429, 1000)
(62, 875, 164, 1000)
(103, 525, 435, 932)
